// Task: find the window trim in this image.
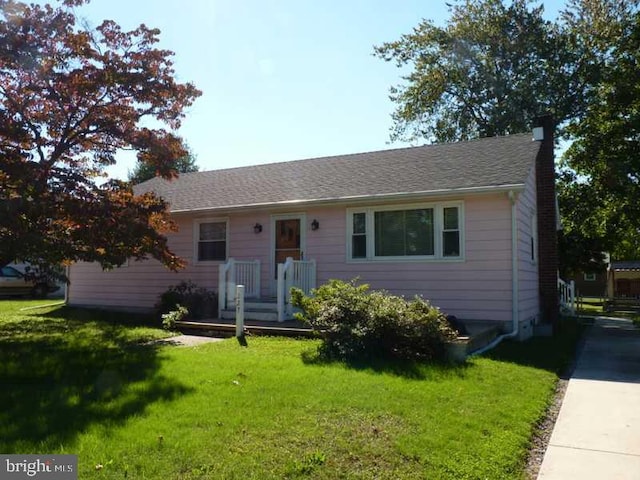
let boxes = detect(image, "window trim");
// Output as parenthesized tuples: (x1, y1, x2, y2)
(193, 217, 229, 264)
(584, 273, 596, 281)
(346, 201, 464, 262)
(442, 205, 462, 258)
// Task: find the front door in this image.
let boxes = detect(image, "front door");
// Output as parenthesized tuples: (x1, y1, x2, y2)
(271, 214, 306, 290)
(275, 218, 302, 270)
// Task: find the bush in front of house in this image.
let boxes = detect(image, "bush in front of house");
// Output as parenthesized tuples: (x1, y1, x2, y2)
(161, 304, 189, 330)
(290, 279, 457, 361)
(156, 281, 218, 320)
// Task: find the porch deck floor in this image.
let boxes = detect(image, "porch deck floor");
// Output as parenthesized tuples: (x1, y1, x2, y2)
(174, 318, 314, 337)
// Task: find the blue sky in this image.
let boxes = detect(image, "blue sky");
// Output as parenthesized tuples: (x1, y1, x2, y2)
(66, 0, 564, 179)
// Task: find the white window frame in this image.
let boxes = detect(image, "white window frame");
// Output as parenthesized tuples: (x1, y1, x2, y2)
(584, 273, 596, 281)
(193, 217, 229, 264)
(346, 201, 464, 262)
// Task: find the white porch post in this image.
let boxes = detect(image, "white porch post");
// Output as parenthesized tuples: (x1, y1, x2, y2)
(254, 259, 261, 299)
(235, 284, 245, 337)
(227, 258, 236, 304)
(218, 266, 226, 319)
(285, 257, 294, 317)
(277, 263, 285, 322)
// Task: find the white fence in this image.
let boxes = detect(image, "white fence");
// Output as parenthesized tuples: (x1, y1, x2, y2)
(218, 258, 260, 317)
(277, 257, 317, 322)
(558, 277, 576, 315)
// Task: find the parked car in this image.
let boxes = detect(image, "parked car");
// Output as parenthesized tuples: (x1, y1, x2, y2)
(0, 266, 60, 298)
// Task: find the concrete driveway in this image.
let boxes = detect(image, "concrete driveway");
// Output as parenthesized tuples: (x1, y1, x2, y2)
(538, 316, 640, 479)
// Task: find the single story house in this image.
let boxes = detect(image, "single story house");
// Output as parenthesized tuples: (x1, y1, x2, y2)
(567, 269, 608, 298)
(68, 117, 559, 340)
(607, 261, 640, 298)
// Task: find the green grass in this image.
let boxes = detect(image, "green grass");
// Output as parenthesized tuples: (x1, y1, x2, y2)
(577, 296, 605, 316)
(577, 296, 640, 324)
(0, 300, 582, 479)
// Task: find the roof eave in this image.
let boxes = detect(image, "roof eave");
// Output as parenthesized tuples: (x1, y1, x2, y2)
(169, 183, 526, 215)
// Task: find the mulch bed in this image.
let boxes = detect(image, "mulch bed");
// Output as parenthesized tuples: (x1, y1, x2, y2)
(524, 377, 569, 479)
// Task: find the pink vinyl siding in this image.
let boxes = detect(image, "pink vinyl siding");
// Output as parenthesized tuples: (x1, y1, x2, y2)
(69, 215, 219, 310)
(70, 193, 520, 323)
(303, 194, 513, 322)
(516, 166, 540, 323)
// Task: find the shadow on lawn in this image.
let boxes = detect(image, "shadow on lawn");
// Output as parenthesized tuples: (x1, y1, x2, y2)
(484, 317, 585, 376)
(300, 347, 473, 380)
(0, 306, 191, 452)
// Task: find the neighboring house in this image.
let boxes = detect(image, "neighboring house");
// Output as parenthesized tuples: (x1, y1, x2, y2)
(607, 261, 640, 298)
(568, 269, 608, 298)
(68, 117, 559, 340)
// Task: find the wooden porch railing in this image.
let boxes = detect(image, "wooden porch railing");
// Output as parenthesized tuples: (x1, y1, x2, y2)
(558, 277, 576, 315)
(277, 257, 316, 322)
(218, 258, 261, 317)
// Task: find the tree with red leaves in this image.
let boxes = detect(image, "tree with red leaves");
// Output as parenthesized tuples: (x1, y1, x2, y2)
(0, 0, 201, 271)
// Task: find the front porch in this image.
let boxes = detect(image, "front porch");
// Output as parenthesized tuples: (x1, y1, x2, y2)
(218, 257, 317, 322)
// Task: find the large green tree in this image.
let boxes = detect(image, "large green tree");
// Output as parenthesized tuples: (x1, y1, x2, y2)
(0, 0, 201, 270)
(559, 5, 640, 269)
(374, 0, 582, 142)
(128, 142, 199, 184)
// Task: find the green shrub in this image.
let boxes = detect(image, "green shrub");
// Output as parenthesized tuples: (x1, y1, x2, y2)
(161, 304, 189, 330)
(291, 279, 457, 361)
(156, 281, 217, 320)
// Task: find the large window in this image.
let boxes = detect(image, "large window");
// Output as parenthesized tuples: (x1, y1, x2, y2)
(195, 219, 227, 262)
(348, 203, 463, 261)
(374, 209, 434, 256)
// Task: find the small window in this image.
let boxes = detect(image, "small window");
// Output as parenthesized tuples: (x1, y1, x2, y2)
(530, 212, 538, 263)
(351, 212, 367, 259)
(584, 273, 596, 281)
(196, 221, 227, 261)
(442, 207, 460, 257)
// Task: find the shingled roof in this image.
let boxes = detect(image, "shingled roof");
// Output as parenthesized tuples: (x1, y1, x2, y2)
(610, 261, 640, 271)
(137, 132, 540, 212)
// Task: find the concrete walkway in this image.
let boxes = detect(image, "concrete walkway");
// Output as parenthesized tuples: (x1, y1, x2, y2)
(154, 334, 225, 347)
(538, 317, 640, 479)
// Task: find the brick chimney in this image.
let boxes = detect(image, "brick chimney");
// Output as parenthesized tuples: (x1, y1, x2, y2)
(534, 115, 559, 328)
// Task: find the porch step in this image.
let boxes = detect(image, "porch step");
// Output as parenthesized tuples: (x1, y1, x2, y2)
(221, 298, 279, 321)
(220, 308, 279, 322)
(244, 301, 277, 310)
(219, 298, 300, 322)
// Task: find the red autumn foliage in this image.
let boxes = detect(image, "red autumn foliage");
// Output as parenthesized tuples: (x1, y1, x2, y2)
(0, 0, 201, 270)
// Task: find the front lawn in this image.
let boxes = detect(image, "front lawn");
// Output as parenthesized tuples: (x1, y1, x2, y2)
(0, 300, 580, 479)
